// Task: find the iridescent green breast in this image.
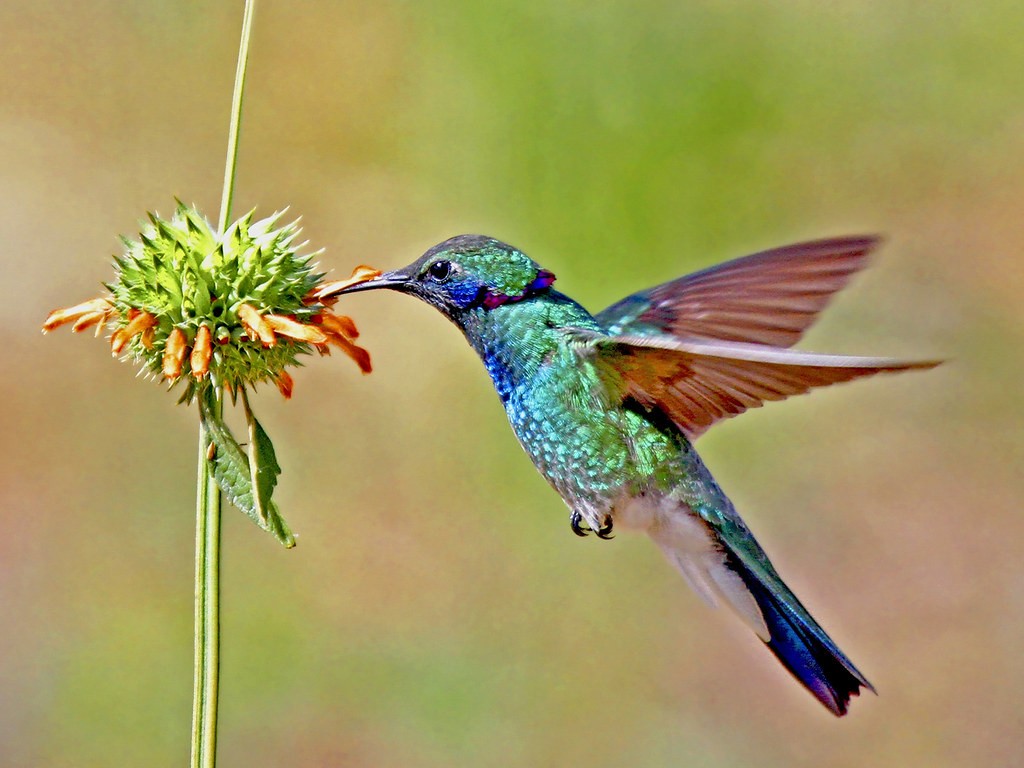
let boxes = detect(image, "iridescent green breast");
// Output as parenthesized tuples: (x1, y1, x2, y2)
(460, 292, 694, 513)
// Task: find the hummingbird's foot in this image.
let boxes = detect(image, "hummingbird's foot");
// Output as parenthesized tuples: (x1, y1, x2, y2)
(569, 511, 615, 539)
(570, 510, 590, 537)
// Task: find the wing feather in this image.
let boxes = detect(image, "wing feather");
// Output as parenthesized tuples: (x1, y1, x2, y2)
(596, 236, 880, 347)
(570, 330, 939, 438)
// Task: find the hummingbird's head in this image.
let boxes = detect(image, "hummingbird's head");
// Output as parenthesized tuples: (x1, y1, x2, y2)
(329, 235, 556, 324)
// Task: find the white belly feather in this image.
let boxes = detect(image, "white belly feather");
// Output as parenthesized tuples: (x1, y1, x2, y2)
(613, 492, 770, 641)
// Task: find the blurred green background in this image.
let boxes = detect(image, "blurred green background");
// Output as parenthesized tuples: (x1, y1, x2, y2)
(3, 1, 1022, 766)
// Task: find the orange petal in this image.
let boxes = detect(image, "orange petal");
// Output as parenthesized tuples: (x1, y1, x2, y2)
(110, 329, 130, 355)
(111, 310, 158, 354)
(141, 326, 156, 349)
(326, 331, 372, 374)
(163, 328, 187, 379)
(265, 314, 328, 344)
(314, 265, 382, 301)
(42, 298, 113, 333)
(275, 371, 294, 399)
(318, 312, 359, 340)
(71, 311, 107, 334)
(123, 310, 157, 338)
(190, 325, 213, 378)
(238, 303, 276, 346)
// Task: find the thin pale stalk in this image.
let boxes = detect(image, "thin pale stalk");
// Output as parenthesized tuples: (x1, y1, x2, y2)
(193, 0, 257, 765)
(218, 0, 256, 233)
(191, 410, 222, 768)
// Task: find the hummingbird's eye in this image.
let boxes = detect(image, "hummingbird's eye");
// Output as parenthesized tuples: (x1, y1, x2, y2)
(427, 260, 453, 282)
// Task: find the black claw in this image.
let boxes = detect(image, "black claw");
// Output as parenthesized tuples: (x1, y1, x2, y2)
(596, 517, 615, 540)
(570, 510, 590, 537)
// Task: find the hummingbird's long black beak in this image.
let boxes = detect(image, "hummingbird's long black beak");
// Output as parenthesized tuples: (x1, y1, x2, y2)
(340, 271, 410, 293)
(315, 269, 410, 302)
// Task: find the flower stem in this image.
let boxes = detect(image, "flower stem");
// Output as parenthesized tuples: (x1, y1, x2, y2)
(218, 0, 256, 234)
(192, 1, 257, 766)
(192, 406, 222, 768)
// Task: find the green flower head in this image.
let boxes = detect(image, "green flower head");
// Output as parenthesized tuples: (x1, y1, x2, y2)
(44, 202, 375, 402)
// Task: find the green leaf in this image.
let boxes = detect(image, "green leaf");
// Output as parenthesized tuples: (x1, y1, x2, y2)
(198, 388, 295, 547)
(243, 390, 280, 526)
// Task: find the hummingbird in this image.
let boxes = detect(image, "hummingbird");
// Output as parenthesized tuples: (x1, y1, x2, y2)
(321, 234, 938, 716)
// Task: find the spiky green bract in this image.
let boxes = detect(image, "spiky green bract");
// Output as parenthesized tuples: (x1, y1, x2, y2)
(106, 201, 322, 402)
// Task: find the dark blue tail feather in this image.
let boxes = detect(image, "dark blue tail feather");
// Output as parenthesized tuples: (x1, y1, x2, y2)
(727, 551, 874, 716)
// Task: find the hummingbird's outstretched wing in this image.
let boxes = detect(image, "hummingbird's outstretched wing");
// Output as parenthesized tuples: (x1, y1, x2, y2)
(569, 330, 939, 439)
(596, 236, 879, 347)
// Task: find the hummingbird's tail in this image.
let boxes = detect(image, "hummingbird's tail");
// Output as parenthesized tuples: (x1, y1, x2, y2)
(721, 546, 875, 716)
(648, 501, 874, 716)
